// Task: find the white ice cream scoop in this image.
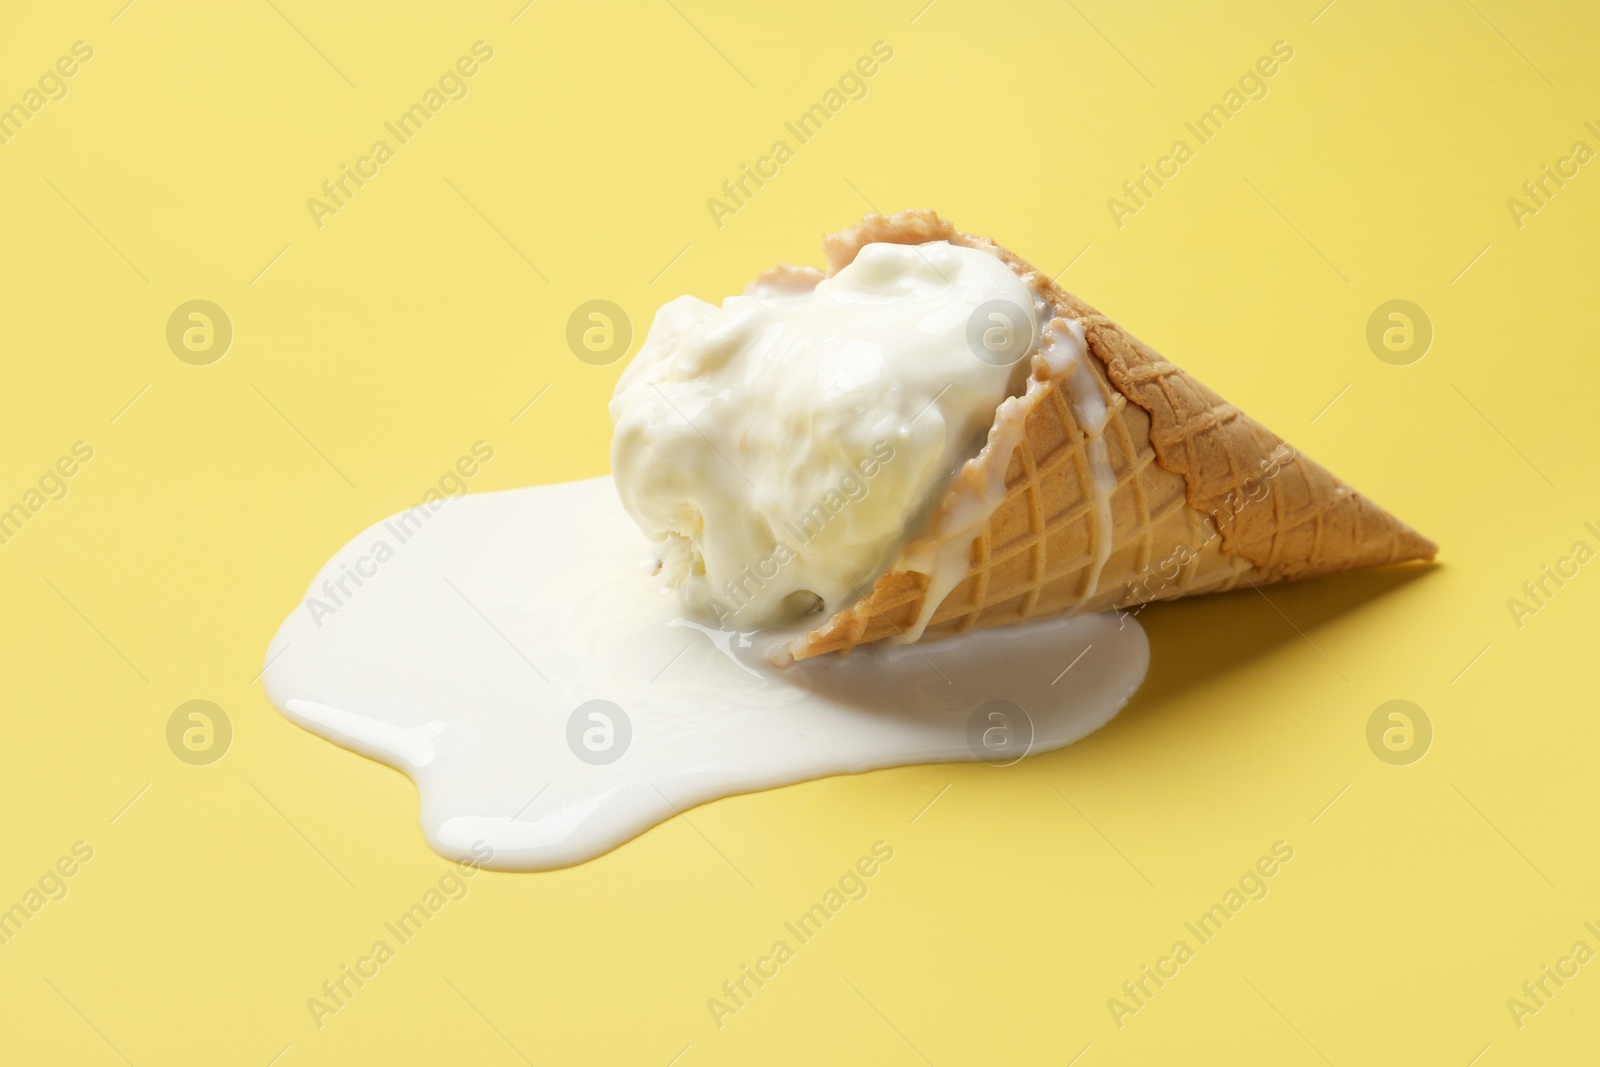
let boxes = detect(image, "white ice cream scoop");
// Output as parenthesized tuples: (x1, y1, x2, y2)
(609, 240, 1037, 629)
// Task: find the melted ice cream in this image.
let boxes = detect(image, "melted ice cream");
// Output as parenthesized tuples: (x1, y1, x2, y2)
(262, 479, 1148, 871)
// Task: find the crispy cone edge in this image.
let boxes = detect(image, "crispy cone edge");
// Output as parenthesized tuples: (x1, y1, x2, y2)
(787, 211, 1436, 660)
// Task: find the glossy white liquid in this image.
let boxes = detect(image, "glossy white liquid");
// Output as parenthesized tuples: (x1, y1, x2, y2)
(263, 479, 1149, 871)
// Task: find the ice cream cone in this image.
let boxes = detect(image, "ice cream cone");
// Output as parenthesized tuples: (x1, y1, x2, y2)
(788, 211, 1436, 661)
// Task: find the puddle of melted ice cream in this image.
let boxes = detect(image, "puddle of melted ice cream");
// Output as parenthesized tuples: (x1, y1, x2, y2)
(262, 478, 1147, 871)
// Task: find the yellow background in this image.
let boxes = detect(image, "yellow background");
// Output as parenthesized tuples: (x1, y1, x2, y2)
(2, 0, 1596, 1063)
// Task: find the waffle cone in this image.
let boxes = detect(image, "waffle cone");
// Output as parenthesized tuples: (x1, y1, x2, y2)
(789, 211, 1436, 661)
